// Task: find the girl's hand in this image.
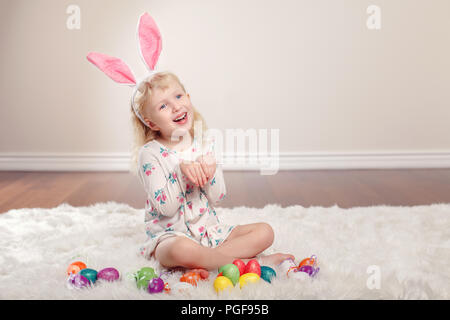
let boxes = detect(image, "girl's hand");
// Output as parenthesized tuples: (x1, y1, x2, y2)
(179, 159, 208, 188)
(196, 153, 216, 184)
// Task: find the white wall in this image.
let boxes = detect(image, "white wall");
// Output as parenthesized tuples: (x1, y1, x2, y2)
(1, 0, 449, 171)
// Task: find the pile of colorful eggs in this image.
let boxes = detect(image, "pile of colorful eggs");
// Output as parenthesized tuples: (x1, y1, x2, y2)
(135, 267, 210, 294)
(213, 259, 276, 293)
(67, 261, 120, 288)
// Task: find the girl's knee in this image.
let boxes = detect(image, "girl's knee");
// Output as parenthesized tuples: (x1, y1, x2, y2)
(167, 238, 201, 268)
(258, 223, 274, 248)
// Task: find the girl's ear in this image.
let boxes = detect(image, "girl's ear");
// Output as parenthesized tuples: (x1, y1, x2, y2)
(86, 52, 136, 85)
(144, 117, 159, 131)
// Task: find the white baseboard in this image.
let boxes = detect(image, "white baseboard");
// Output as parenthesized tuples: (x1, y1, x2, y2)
(0, 151, 449, 172)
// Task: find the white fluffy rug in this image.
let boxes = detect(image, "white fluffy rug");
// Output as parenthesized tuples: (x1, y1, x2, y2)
(1, 201, 449, 300)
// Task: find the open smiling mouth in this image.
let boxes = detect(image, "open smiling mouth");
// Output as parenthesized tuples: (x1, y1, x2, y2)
(173, 112, 187, 124)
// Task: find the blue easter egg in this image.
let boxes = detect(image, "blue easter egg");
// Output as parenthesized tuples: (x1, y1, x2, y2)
(260, 266, 276, 283)
(79, 268, 98, 284)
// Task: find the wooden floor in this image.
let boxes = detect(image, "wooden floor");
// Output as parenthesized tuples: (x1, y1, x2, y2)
(1, 169, 450, 213)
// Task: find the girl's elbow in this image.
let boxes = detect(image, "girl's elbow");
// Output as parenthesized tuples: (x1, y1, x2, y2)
(149, 200, 179, 218)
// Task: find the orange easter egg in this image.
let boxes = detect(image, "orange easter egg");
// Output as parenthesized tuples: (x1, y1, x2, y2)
(67, 261, 87, 275)
(299, 255, 317, 268)
(180, 271, 201, 286)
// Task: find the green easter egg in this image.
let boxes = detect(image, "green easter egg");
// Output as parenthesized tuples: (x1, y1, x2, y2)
(136, 278, 149, 290)
(137, 267, 157, 279)
(79, 268, 98, 284)
(260, 266, 276, 283)
(219, 264, 240, 286)
(135, 267, 157, 289)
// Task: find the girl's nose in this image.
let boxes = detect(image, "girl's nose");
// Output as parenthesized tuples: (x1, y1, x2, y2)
(172, 103, 182, 113)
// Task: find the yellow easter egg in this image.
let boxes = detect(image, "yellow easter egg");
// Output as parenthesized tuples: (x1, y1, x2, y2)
(239, 273, 260, 288)
(214, 276, 234, 293)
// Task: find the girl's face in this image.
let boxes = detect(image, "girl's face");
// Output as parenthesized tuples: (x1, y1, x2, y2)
(143, 80, 194, 142)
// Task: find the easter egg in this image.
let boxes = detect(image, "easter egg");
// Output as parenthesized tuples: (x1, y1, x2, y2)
(214, 276, 234, 293)
(67, 261, 87, 275)
(260, 266, 276, 283)
(136, 267, 158, 289)
(137, 267, 157, 279)
(299, 255, 316, 268)
(180, 271, 201, 286)
(79, 268, 98, 284)
(71, 273, 90, 288)
(298, 265, 320, 277)
(244, 259, 261, 276)
(148, 277, 165, 294)
(97, 267, 120, 282)
(232, 259, 246, 276)
(218, 264, 240, 286)
(239, 273, 260, 288)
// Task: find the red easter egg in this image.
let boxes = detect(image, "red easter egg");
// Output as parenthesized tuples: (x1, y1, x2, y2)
(232, 259, 246, 276)
(244, 259, 261, 276)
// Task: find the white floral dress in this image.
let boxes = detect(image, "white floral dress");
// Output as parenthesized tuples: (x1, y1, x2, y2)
(138, 137, 235, 259)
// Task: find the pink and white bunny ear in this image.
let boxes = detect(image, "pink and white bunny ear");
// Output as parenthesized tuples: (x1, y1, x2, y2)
(86, 52, 137, 86)
(137, 12, 162, 72)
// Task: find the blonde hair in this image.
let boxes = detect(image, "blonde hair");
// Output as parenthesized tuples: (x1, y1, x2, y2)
(129, 71, 208, 176)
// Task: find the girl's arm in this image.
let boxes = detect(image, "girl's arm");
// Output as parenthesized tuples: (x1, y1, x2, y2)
(138, 149, 185, 218)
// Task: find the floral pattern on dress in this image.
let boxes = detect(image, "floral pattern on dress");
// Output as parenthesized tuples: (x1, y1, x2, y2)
(154, 189, 167, 205)
(143, 163, 156, 176)
(199, 207, 207, 216)
(159, 147, 169, 157)
(148, 206, 158, 218)
(176, 192, 185, 204)
(178, 204, 185, 216)
(168, 172, 178, 184)
(185, 183, 194, 195)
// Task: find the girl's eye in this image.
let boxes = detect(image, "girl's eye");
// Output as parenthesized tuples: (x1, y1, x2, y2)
(160, 94, 182, 109)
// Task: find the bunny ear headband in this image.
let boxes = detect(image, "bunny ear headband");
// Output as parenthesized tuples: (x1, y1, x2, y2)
(86, 12, 163, 128)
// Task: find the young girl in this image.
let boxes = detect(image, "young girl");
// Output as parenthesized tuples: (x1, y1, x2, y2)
(131, 72, 294, 277)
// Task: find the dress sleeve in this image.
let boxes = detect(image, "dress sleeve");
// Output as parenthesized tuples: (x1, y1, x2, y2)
(202, 163, 227, 206)
(198, 135, 227, 206)
(138, 148, 185, 218)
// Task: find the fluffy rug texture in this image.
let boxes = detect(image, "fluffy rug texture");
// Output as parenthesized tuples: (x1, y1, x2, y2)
(1, 201, 449, 300)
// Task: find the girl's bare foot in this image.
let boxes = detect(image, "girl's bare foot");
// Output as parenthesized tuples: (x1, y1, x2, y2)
(259, 253, 295, 267)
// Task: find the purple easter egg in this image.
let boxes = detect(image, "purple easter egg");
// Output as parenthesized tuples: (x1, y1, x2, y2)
(298, 265, 320, 277)
(97, 267, 120, 282)
(71, 273, 90, 288)
(147, 277, 164, 294)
